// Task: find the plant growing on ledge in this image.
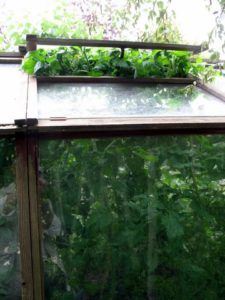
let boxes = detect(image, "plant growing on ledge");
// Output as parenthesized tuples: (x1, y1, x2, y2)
(21, 47, 220, 81)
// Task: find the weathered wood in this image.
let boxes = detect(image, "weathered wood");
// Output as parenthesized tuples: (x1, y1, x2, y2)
(27, 134, 44, 300)
(26, 35, 37, 52)
(0, 52, 23, 58)
(0, 58, 22, 64)
(19, 46, 27, 56)
(37, 76, 195, 84)
(35, 116, 225, 137)
(16, 134, 34, 300)
(29, 35, 202, 53)
(0, 125, 24, 136)
(197, 81, 225, 103)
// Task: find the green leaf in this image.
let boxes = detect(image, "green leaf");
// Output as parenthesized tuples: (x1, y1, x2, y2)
(162, 212, 184, 239)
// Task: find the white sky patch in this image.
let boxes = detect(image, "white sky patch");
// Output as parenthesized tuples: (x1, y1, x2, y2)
(1, 0, 56, 16)
(172, 0, 217, 43)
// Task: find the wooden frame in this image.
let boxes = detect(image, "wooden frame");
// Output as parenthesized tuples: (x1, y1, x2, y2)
(15, 132, 43, 300)
(16, 134, 34, 300)
(37, 76, 196, 84)
(1, 43, 225, 300)
(26, 34, 204, 53)
(34, 75, 225, 136)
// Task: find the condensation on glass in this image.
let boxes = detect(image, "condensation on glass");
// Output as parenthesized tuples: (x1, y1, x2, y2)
(0, 64, 23, 125)
(40, 135, 225, 299)
(0, 138, 21, 299)
(38, 83, 225, 118)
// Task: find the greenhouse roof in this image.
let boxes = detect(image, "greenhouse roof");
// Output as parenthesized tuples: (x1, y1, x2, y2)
(1, 36, 225, 137)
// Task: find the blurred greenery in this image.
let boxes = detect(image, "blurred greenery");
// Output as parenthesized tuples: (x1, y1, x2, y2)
(0, 0, 224, 61)
(40, 135, 225, 299)
(0, 139, 21, 300)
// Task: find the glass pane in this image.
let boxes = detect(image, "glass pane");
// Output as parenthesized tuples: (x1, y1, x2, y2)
(38, 83, 225, 118)
(0, 64, 23, 125)
(0, 138, 21, 299)
(40, 135, 225, 299)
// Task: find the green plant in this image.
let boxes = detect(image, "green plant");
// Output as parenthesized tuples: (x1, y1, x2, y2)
(40, 135, 225, 299)
(21, 47, 220, 81)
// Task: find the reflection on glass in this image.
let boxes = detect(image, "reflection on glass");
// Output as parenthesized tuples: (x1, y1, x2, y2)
(40, 136, 225, 299)
(0, 138, 21, 299)
(38, 83, 225, 118)
(0, 64, 22, 125)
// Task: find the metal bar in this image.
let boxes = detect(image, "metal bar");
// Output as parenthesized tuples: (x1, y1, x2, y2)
(37, 76, 195, 84)
(16, 133, 34, 300)
(26, 35, 203, 53)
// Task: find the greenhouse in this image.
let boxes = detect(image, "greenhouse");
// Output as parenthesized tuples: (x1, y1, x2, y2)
(0, 35, 225, 300)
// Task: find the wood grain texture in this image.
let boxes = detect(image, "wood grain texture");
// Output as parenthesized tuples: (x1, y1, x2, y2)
(35, 116, 225, 138)
(16, 134, 34, 300)
(27, 134, 44, 300)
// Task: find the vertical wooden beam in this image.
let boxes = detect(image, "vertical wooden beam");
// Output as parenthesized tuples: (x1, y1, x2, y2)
(26, 35, 37, 52)
(27, 133, 44, 300)
(16, 133, 34, 300)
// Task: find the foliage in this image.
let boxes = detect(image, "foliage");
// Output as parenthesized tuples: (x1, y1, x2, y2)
(0, 0, 181, 51)
(40, 135, 225, 299)
(21, 46, 220, 81)
(206, 0, 225, 57)
(0, 139, 21, 299)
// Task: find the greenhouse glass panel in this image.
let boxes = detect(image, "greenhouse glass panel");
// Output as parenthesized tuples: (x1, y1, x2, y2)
(38, 83, 225, 118)
(40, 135, 225, 300)
(0, 64, 23, 125)
(0, 138, 21, 299)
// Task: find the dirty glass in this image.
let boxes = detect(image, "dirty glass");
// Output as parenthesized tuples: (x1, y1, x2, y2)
(0, 64, 23, 125)
(40, 135, 225, 300)
(38, 83, 225, 118)
(0, 138, 21, 299)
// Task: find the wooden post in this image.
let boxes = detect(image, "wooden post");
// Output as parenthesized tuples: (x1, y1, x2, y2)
(26, 35, 37, 52)
(27, 133, 44, 300)
(19, 46, 27, 57)
(16, 133, 34, 300)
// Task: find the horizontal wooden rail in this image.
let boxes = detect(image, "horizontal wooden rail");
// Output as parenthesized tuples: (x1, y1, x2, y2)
(37, 76, 196, 84)
(26, 35, 203, 53)
(36, 116, 225, 138)
(0, 52, 23, 58)
(0, 58, 22, 64)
